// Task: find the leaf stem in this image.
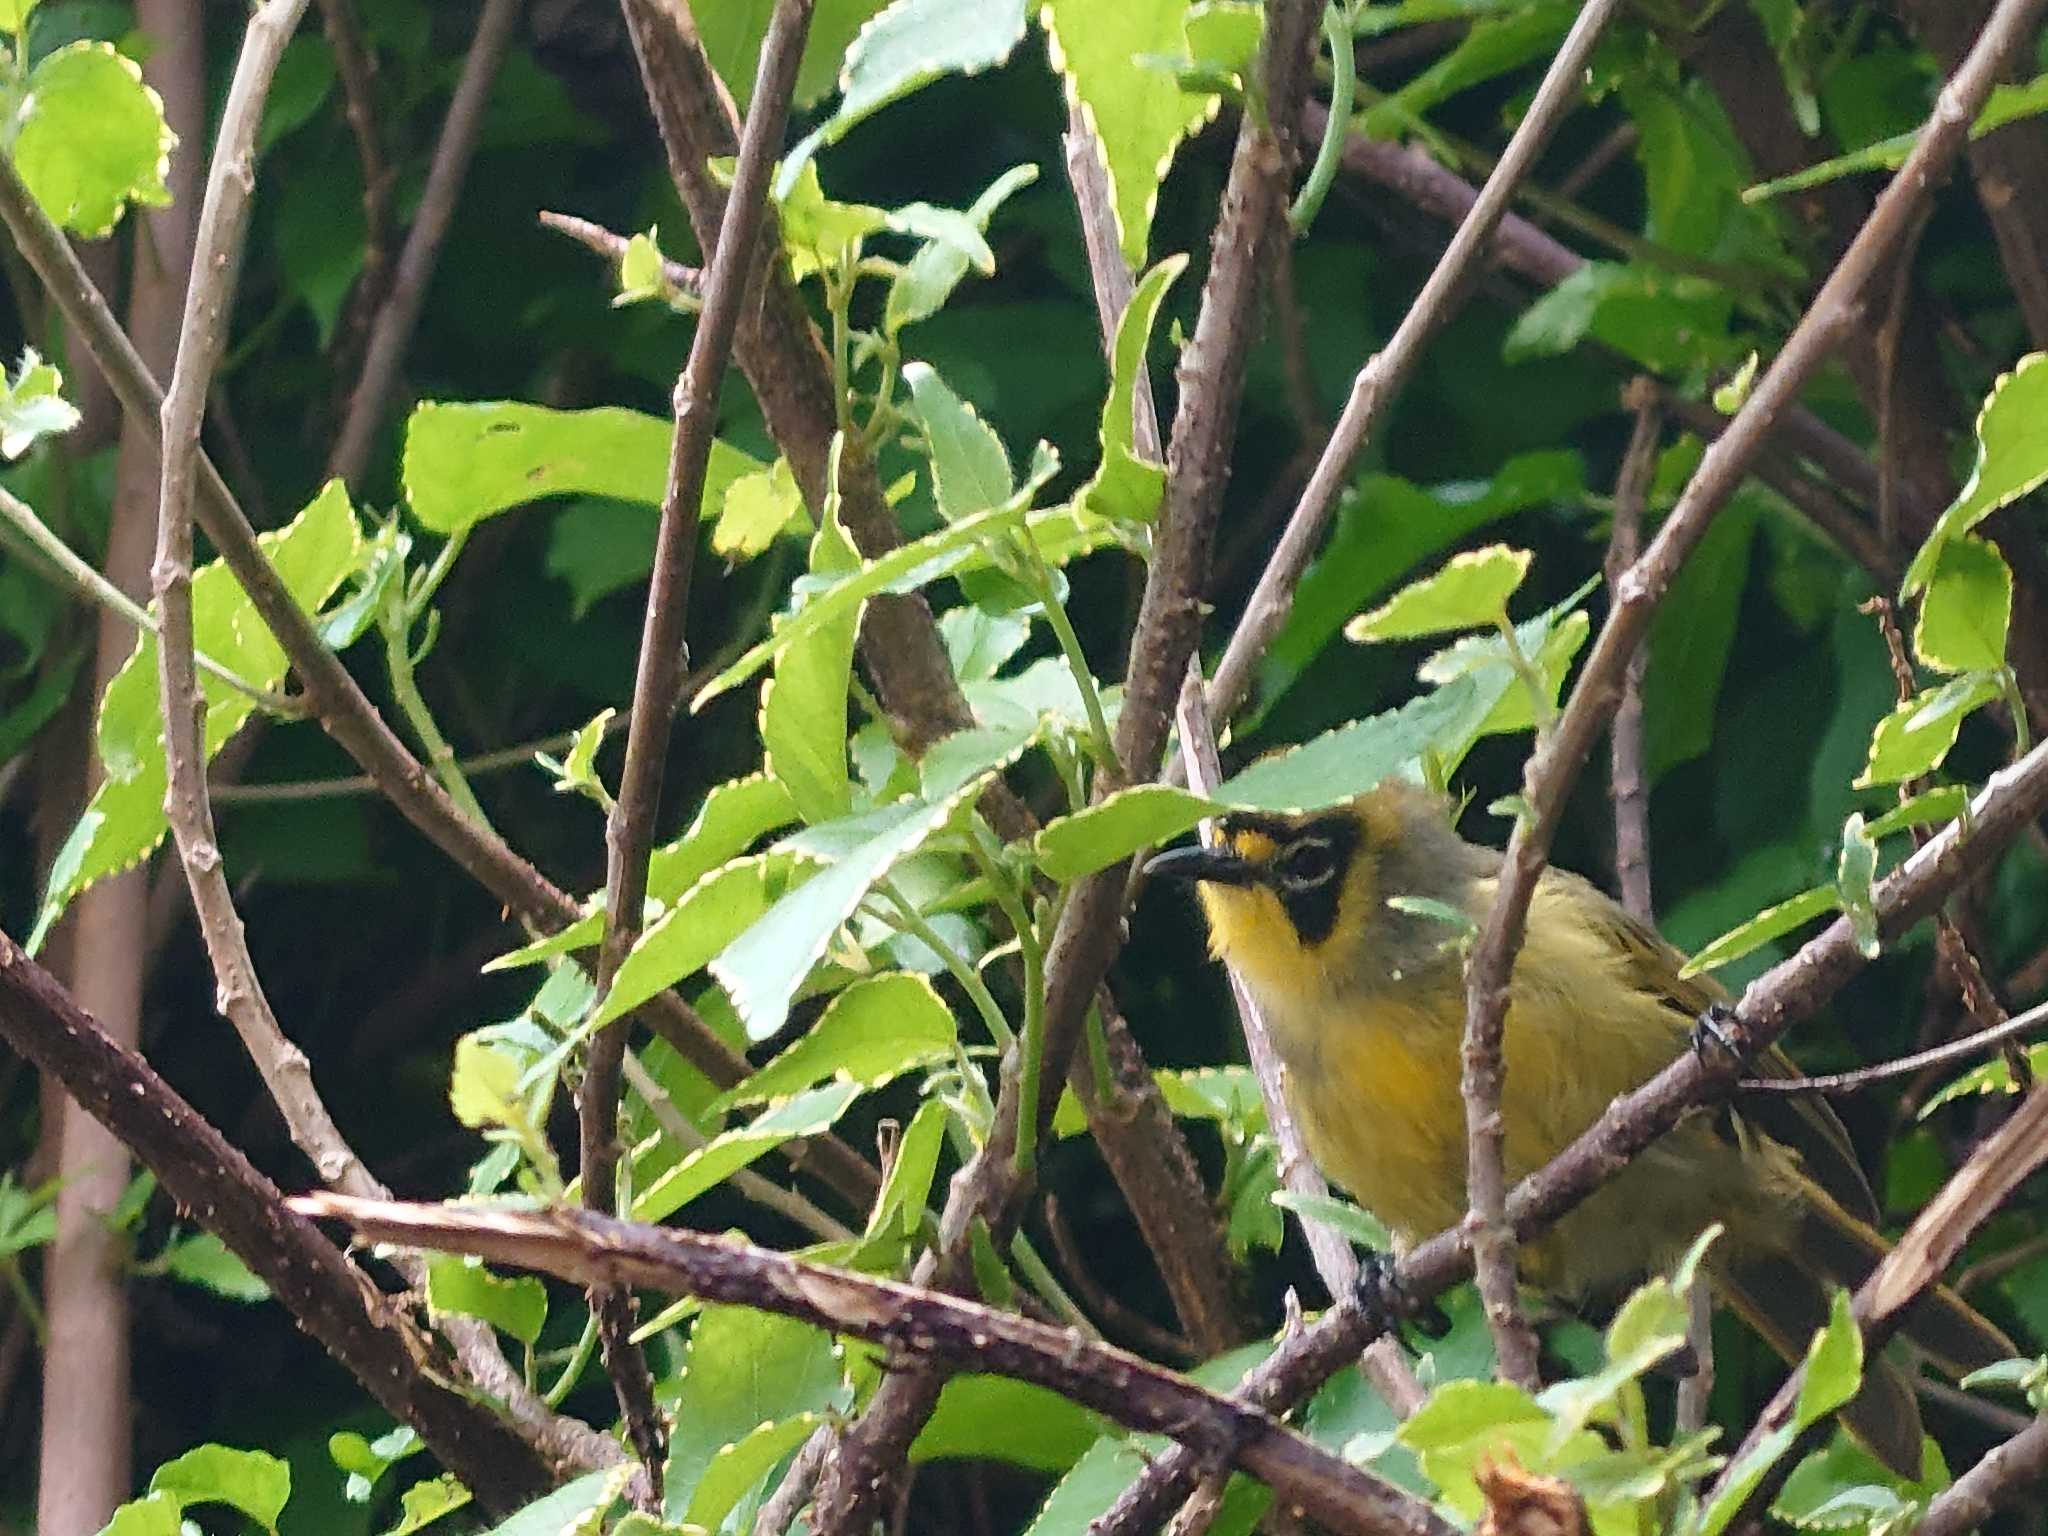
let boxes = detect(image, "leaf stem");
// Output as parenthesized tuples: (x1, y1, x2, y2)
(381, 594, 492, 830)
(1016, 531, 1119, 776)
(875, 884, 1014, 1053)
(1289, 3, 1355, 234)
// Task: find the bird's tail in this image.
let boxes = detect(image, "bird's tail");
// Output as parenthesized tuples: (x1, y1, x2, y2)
(1715, 1193, 2015, 1480)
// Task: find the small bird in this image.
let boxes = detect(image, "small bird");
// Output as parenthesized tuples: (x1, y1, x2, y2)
(1145, 780, 2012, 1476)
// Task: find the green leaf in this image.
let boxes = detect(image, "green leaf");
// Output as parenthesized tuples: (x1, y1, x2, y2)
(1919, 1041, 2048, 1117)
(764, 464, 860, 825)
(940, 605, 1032, 682)
(541, 707, 614, 808)
(426, 1256, 547, 1346)
(1902, 353, 2048, 598)
(1861, 785, 1968, 843)
(0, 347, 82, 457)
(714, 456, 808, 561)
(1345, 545, 1531, 641)
(449, 1035, 525, 1130)
(96, 1493, 183, 1536)
(1680, 884, 1840, 977)
(781, 0, 1031, 192)
(862, 1096, 947, 1242)
(159, 1232, 269, 1302)
(1914, 535, 2011, 675)
(684, 1416, 819, 1533)
(1853, 673, 2001, 788)
(885, 164, 1039, 332)
(1041, 0, 1217, 269)
(715, 744, 1027, 1039)
(711, 971, 955, 1112)
(1835, 813, 1880, 961)
(693, 0, 893, 110)
(1418, 601, 1590, 739)
(1035, 675, 1497, 880)
(1645, 494, 1762, 780)
(1361, 3, 1570, 135)
(383, 1475, 472, 1536)
(1073, 252, 1186, 528)
(31, 483, 363, 952)
(663, 1305, 847, 1520)
(1503, 261, 1736, 375)
(477, 1471, 615, 1536)
(1712, 350, 1760, 414)
(148, 1445, 291, 1532)
(904, 363, 1013, 521)
(401, 401, 761, 536)
(12, 41, 176, 237)
(588, 853, 808, 1033)
(0, 0, 41, 32)
(1270, 1190, 1391, 1251)
(693, 500, 1031, 707)
(634, 1081, 861, 1222)
(913, 1375, 1102, 1470)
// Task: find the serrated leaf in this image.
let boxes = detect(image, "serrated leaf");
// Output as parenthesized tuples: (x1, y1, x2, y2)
(1903, 353, 2048, 598)
(382, 1475, 471, 1536)
(716, 741, 1028, 1039)
(904, 363, 1013, 521)
(1914, 535, 2011, 675)
(0, 347, 82, 457)
(780, 0, 1030, 192)
(714, 456, 808, 561)
(426, 1256, 547, 1346)
(31, 484, 363, 951)
(1854, 674, 2001, 789)
(1680, 884, 1840, 977)
(13, 41, 176, 237)
(1862, 786, 1968, 843)
(711, 971, 955, 1112)
(634, 1081, 862, 1222)
(1346, 546, 1531, 642)
(1073, 252, 1185, 528)
(148, 1445, 291, 1532)
(1919, 1042, 2048, 1117)
(401, 401, 760, 536)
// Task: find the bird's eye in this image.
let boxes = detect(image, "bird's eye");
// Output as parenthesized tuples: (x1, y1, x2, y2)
(1278, 836, 1337, 887)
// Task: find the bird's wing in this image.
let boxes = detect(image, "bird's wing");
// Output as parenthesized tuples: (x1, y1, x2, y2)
(1560, 871, 1881, 1225)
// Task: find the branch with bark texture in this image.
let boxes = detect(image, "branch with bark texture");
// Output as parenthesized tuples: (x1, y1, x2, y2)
(582, 0, 815, 1487)
(326, 0, 520, 485)
(811, 11, 1326, 1524)
(1453, 0, 2047, 1399)
(0, 929, 566, 1510)
(1099, 704, 2048, 1534)
(293, 1193, 1458, 1536)
(1705, 1079, 2048, 1529)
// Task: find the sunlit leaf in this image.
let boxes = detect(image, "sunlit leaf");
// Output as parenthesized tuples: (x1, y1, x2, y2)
(1913, 535, 2011, 675)
(1345, 546, 1531, 642)
(12, 41, 176, 237)
(709, 971, 956, 1111)
(1902, 353, 2048, 598)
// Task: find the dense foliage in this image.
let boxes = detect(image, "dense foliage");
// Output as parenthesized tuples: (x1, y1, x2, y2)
(4, 0, 2048, 1533)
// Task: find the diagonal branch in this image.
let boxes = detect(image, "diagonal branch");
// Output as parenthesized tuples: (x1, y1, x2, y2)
(1099, 701, 2048, 1534)
(294, 1192, 1459, 1536)
(326, 0, 521, 485)
(1453, 0, 2047, 1396)
(0, 929, 562, 1510)
(582, 0, 815, 1486)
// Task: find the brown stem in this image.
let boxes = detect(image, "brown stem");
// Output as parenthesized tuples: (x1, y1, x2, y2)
(539, 209, 706, 297)
(1606, 380, 1661, 923)
(312, 0, 393, 350)
(326, 0, 521, 485)
(1735, 995, 2048, 1096)
(582, 0, 816, 1489)
(1920, 1414, 2048, 1536)
(0, 930, 562, 1510)
(295, 1193, 1459, 1536)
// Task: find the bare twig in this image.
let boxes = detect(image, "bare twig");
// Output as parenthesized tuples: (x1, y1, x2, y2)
(0, 929, 562, 1510)
(313, 0, 393, 342)
(1200, 0, 1626, 739)
(1454, 0, 2042, 1396)
(1704, 1080, 2048, 1527)
(1097, 715, 2048, 1535)
(1921, 1413, 2048, 1536)
(582, 0, 816, 1488)
(296, 1193, 1459, 1536)
(1735, 995, 2048, 1095)
(1606, 381, 1660, 924)
(326, 0, 521, 485)
(540, 209, 706, 298)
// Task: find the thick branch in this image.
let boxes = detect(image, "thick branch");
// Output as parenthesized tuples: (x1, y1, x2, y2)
(0, 931, 560, 1510)
(295, 1194, 1457, 1536)
(1920, 1415, 2048, 1536)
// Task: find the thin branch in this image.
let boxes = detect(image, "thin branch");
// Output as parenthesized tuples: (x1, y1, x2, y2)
(0, 152, 880, 1211)
(0, 929, 562, 1510)
(1736, 995, 2048, 1096)
(1920, 1414, 2048, 1536)
(539, 209, 706, 298)
(0, 483, 302, 712)
(312, 0, 393, 343)
(1703, 1080, 2048, 1528)
(295, 1193, 1459, 1536)
(583, 0, 816, 1487)
(1606, 380, 1660, 925)
(1454, 0, 2042, 1396)
(1200, 0, 1627, 740)
(812, 12, 1327, 1524)
(1098, 710, 2048, 1535)
(326, 0, 521, 485)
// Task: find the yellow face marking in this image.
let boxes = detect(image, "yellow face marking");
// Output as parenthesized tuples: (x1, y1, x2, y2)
(1227, 828, 1279, 864)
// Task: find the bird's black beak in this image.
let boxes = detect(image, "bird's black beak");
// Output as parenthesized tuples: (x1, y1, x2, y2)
(1143, 842, 1261, 887)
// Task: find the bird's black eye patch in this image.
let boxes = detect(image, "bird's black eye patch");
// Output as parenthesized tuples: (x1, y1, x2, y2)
(1277, 835, 1338, 888)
